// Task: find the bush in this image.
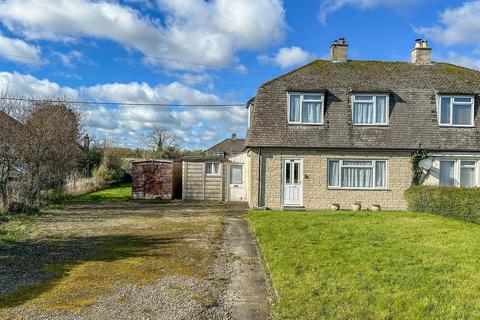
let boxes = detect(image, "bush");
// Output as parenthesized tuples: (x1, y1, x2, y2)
(6, 202, 41, 215)
(93, 164, 121, 185)
(405, 186, 480, 223)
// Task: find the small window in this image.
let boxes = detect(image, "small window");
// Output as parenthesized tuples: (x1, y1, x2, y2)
(438, 96, 474, 126)
(460, 160, 476, 188)
(206, 162, 221, 175)
(288, 93, 324, 124)
(213, 152, 225, 157)
(439, 160, 455, 186)
(328, 159, 387, 189)
(352, 94, 389, 125)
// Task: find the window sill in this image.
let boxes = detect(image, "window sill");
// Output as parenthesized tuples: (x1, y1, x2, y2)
(353, 124, 389, 127)
(327, 187, 390, 191)
(288, 123, 324, 126)
(438, 124, 475, 128)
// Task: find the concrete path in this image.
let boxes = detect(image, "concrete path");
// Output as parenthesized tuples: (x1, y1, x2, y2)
(224, 203, 272, 320)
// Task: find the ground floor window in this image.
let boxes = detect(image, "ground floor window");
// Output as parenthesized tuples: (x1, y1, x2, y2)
(328, 159, 387, 189)
(205, 162, 221, 176)
(439, 159, 477, 187)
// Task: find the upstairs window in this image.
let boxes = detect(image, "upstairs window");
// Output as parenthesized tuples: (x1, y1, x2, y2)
(352, 94, 389, 125)
(438, 96, 474, 126)
(205, 162, 221, 176)
(213, 152, 225, 157)
(288, 93, 324, 124)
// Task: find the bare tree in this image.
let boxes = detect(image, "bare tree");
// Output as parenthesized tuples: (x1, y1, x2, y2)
(17, 101, 82, 204)
(141, 127, 181, 159)
(0, 96, 25, 208)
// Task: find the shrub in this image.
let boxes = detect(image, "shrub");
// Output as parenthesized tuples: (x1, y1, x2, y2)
(405, 186, 480, 223)
(93, 164, 121, 185)
(6, 202, 41, 215)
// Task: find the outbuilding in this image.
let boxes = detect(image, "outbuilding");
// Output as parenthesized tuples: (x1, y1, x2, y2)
(131, 160, 182, 200)
(181, 152, 248, 202)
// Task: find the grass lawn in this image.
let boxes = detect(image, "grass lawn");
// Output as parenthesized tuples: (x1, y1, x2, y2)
(71, 183, 132, 203)
(249, 210, 480, 320)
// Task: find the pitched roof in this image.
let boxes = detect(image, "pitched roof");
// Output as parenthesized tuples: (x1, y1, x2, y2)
(246, 59, 480, 151)
(206, 137, 246, 156)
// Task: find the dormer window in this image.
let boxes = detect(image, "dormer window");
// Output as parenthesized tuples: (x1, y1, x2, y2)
(438, 95, 474, 127)
(288, 92, 324, 125)
(352, 94, 389, 125)
(213, 152, 225, 157)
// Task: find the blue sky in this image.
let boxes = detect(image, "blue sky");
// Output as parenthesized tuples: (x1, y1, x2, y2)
(0, 0, 478, 150)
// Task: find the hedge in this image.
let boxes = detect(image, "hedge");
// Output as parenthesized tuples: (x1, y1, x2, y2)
(405, 186, 480, 223)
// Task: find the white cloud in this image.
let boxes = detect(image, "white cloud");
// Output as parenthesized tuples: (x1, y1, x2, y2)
(0, 34, 41, 64)
(52, 50, 84, 67)
(0, 71, 246, 149)
(416, 1, 480, 46)
(433, 51, 480, 70)
(0, 72, 77, 97)
(258, 46, 312, 69)
(318, 0, 421, 23)
(82, 81, 220, 105)
(0, 0, 286, 71)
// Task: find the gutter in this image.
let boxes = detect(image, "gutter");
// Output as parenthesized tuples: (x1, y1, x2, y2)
(244, 145, 480, 153)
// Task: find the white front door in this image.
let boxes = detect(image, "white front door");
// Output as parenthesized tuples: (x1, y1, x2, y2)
(229, 164, 244, 201)
(282, 159, 303, 206)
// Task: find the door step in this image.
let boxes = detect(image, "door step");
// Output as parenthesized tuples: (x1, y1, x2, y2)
(282, 206, 306, 211)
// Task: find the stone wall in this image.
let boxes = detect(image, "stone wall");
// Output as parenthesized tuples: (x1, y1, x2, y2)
(248, 148, 413, 211)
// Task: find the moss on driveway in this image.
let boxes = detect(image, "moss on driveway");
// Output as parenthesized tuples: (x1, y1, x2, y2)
(0, 201, 228, 318)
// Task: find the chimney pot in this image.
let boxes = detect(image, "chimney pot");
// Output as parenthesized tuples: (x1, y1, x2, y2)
(231, 133, 237, 140)
(330, 37, 348, 63)
(411, 39, 431, 64)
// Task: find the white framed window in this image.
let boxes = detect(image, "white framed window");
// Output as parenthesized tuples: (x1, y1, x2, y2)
(438, 96, 474, 127)
(328, 159, 387, 189)
(352, 94, 389, 125)
(288, 92, 324, 125)
(213, 152, 225, 157)
(205, 162, 221, 176)
(439, 159, 478, 187)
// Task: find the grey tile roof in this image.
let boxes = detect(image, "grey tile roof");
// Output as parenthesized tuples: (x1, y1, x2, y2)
(246, 60, 480, 151)
(205, 138, 246, 157)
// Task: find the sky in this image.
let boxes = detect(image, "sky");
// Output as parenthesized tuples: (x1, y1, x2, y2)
(0, 0, 479, 150)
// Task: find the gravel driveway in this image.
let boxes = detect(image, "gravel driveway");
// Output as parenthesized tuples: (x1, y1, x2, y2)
(0, 201, 234, 320)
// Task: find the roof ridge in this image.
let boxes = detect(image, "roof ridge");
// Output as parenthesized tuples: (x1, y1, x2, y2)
(437, 61, 480, 74)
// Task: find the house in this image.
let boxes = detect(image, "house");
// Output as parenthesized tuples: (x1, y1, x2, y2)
(244, 38, 480, 211)
(182, 134, 247, 201)
(131, 160, 182, 200)
(205, 133, 246, 158)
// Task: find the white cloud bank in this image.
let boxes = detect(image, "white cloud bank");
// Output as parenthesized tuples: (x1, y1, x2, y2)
(0, 71, 246, 149)
(0, 0, 286, 71)
(258, 46, 312, 69)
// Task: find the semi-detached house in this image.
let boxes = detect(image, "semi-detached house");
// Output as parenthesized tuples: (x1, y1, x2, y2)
(244, 38, 480, 211)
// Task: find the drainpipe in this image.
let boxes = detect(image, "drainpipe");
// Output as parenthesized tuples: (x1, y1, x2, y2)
(257, 147, 263, 207)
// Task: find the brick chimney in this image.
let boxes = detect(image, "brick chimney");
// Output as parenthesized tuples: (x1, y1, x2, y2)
(231, 133, 237, 141)
(330, 37, 348, 62)
(411, 39, 431, 64)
